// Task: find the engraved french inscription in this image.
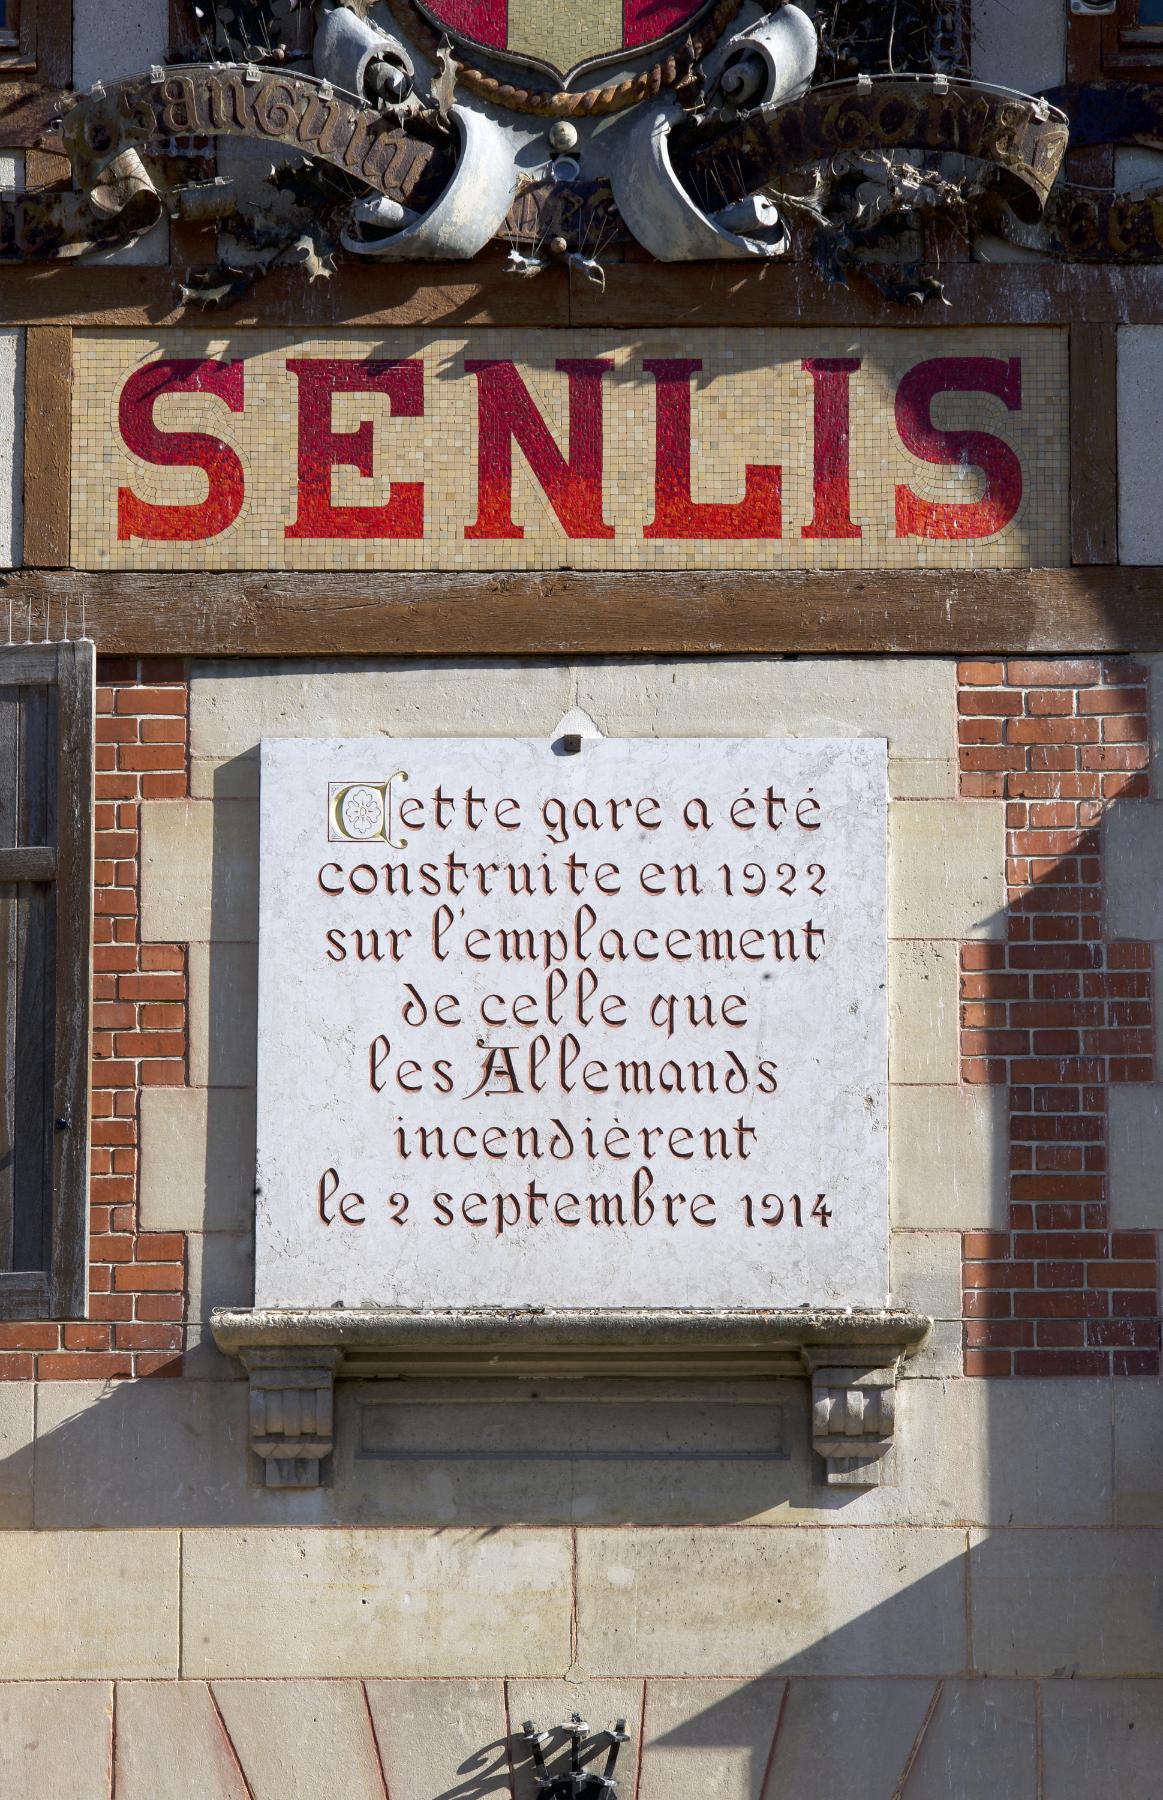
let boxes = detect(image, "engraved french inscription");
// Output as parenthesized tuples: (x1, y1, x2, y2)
(255, 737, 889, 1310)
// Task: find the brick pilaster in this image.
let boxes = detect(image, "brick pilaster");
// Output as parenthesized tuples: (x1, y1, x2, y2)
(958, 658, 1161, 1377)
(0, 659, 191, 1379)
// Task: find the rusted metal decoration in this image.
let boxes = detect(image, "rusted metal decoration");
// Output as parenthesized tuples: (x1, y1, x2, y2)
(674, 76, 1070, 225)
(64, 65, 450, 210)
(0, 61, 451, 261)
(5, 0, 1163, 285)
(1040, 81, 1163, 260)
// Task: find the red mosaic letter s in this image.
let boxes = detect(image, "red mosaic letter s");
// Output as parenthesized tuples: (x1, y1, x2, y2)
(463, 359, 614, 541)
(895, 356, 1024, 541)
(285, 358, 424, 539)
(117, 359, 245, 542)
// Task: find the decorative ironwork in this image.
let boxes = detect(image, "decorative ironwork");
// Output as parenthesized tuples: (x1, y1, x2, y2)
(7, 0, 1163, 292)
(521, 1715, 631, 1797)
(674, 76, 1069, 226)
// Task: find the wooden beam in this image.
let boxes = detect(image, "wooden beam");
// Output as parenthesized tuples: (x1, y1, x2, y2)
(22, 325, 71, 569)
(1, 260, 1163, 329)
(0, 84, 68, 150)
(0, 847, 57, 882)
(23, 147, 71, 190)
(1070, 324, 1119, 566)
(49, 638, 93, 1320)
(3, 567, 1163, 656)
(0, 645, 61, 683)
(566, 263, 1163, 331)
(0, 1270, 49, 1321)
(0, 257, 573, 328)
(34, 0, 71, 89)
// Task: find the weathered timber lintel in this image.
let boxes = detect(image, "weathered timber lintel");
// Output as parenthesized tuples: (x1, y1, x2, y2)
(5, 567, 1163, 656)
(214, 1307, 932, 1490)
(3, 260, 1163, 327)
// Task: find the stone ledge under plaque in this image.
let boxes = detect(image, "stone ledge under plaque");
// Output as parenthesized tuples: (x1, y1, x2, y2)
(211, 1308, 931, 1491)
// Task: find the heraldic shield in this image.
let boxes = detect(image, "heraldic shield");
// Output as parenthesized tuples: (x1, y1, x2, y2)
(412, 0, 715, 82)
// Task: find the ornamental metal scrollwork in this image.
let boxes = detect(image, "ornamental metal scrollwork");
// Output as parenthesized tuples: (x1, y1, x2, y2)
(3, 0, 1160, 295)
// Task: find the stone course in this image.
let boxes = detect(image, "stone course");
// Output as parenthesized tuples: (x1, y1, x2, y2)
(3, 1672, 1162, 1796)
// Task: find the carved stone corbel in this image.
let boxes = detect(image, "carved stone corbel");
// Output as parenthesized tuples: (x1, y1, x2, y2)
(213, 1310, 931, 1489)
(241, 1348, 343, 1488)
(800, 1349, 903, 1488)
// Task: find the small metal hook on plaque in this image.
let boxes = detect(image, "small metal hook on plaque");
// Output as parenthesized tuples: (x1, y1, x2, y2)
(520, 1714, 630, 1796)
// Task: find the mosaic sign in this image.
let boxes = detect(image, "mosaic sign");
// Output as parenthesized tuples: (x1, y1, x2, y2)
(72, 328, 1068, 572)
(254, 735, 888, 1311)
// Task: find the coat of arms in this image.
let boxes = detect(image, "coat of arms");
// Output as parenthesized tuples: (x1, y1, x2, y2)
(413, 0, 716, 83)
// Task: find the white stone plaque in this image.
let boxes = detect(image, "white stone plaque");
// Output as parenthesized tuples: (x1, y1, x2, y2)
(255, 737, 888, 1310)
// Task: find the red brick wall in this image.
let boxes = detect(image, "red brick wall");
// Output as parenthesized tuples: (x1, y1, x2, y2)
(959, 658, 1161, 1377)
(0, 659, 191, 1379)
(4, 656, 1161, 1382)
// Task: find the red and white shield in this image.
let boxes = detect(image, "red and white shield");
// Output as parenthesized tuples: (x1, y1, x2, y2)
(416, 0, 714, 82)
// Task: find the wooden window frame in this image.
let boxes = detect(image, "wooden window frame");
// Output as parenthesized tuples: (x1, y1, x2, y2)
(0, 0, 71, 85)
(0, 641, 93, 1322)
(0, 0, 23, 58)
(1071, 0, 1163, 79)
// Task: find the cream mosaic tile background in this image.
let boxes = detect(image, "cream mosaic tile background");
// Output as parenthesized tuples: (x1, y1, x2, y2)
(72, 328, 1069, 572)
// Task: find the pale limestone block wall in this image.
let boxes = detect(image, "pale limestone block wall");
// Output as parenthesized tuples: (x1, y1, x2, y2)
(0, 325, 23, 569)
(970, 0, 1066, 94)
(0, 1384, 33, 1527)
(2, 1668, 1157, 1797)
(0, 1530, 179, 1677)
(1105, 654, 1163, 1255)
(7, 1368, 1126, 1531)
(1118, 328, 1163, 564)
(113, 1682, 252, 1800)
(71, 0, 170, 265)
(73, 0, 169, 87)
(0, 1684, 115, 1800)
(4, 659, 1160, 1795)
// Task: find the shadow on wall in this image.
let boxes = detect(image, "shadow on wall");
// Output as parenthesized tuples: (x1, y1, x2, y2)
(5, 652, 1163, 1796)
(407, 1664, 1024, 1799)
(29, 1664, 1159, 1796)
